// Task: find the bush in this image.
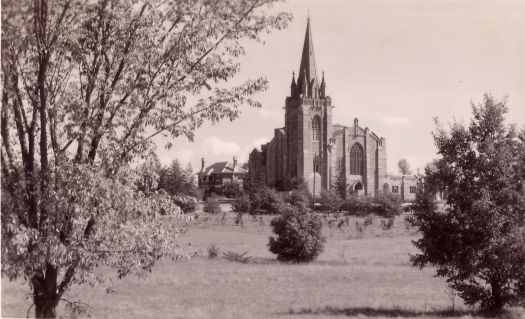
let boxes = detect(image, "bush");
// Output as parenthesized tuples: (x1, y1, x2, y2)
(172, 193, 198, 213)
(340, 196, 367, 216)
(340, 194, 401, 218)
(222, 182, 242, 198)
(318, 190, 342, 212)
(369, 193, 401, 218)
(284, 189, 311, 210)
(381, 217, 395, 230)
(207, 244, 220, 258)
(268, 204, 326, 263)
(223, 251, 252, 264)
(232, 194, 251, 213)
(234, 212, 244, 227)
(247, 186, 283, 213)
(203, 196, 222, 214)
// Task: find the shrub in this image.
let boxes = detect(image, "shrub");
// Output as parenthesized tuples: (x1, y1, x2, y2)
(369, 193, 401, 218)
(235, 212, 244, 227)
(203, 196, 222, 214)
(363, 215, 374, 228)
(247, 186, 283, 212)
(172, 193, 198, 213)
(340, 196, 367, 216)
(232, 194, 251, 213)
(259, 187, 284, 211)
(223, 251, 252, 264)
(340, 194, 401, 218)
(284, 189, 311, 210)
(268, 204, 326, 263)
(318, 190, 342, 212)
(207, 244, 220, 258)
(222, 182, 242, 198)
(381, 217, 395, 230)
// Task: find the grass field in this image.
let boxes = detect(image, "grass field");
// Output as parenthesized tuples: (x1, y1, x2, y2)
(2, 204, 519, 318)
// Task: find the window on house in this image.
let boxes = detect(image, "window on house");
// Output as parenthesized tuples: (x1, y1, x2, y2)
(392, 186, 399, 194)
(312, 116, 321, 141)
(350, 143, 364, 175)
(410, 186, 417, 194)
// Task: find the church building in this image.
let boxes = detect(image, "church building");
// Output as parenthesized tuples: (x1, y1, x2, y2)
(248, 18, 392, 197)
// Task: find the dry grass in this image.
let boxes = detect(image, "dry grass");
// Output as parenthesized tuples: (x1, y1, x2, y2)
(1, 208, 511, 318)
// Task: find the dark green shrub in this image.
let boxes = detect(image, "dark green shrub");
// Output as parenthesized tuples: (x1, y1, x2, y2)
(259, 187, 283, 211)
(207, 244, 220, 258)
(381, 217, 395, 230)
(340, 196, 367, 216)
(268, 204, 326, 263)
(284, 189, 311, 209)
(203, 196, 222, 214)
(234, 212, 244, 227)
(222, 182, 242, 198)
(340, 194, 401, 217)
(369, 193, 401, 218)
(318, 190, 342, 212)
(232, 194, 251, 213)
(247, 186, 283, 212)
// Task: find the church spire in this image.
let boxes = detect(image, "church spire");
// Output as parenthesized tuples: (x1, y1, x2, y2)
(297, 16, 319, 98)
(320, 71, 326, 98)
(290, 71, 298, 97)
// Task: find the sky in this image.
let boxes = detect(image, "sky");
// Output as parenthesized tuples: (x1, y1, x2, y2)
(154, 0, 525, 175)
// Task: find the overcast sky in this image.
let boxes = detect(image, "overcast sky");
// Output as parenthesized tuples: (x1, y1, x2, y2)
(155, 0, 525, 174)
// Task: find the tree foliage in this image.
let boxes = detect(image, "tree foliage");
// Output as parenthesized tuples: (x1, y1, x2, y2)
(397, 158, 413, 175)
(268, 204, 325, 263)
(410, 95, 525, 313)
(1, 0, 291, 317)
(331, 157, 347, 199)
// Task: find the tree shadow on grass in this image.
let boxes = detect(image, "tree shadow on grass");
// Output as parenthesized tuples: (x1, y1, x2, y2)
(286, 306, 480, 318)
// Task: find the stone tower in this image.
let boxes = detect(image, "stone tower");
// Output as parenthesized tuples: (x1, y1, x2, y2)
(285, 17, 333, 193)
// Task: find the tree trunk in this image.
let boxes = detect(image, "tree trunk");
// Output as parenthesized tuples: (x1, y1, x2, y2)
(32, 264, 59, 318)
(489, 279, 504, 314)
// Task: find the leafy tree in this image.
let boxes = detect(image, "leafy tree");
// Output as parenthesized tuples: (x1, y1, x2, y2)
(331, 158, 347, 199)
(397, 158, 413, 175)
(410, 95, 525, 313)
(268, 204, 325, 262)
(0, 0, 290, 317)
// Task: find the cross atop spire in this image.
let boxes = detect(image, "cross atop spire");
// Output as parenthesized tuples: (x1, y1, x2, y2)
(297, 16, 319, 98)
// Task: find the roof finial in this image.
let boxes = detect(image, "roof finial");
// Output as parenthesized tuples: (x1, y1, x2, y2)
(307, 9, 310, 21)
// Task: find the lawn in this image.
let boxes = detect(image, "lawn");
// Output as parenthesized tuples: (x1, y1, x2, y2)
(0, 205, 500, 318)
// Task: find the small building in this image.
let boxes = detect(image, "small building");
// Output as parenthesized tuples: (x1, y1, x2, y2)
(197, 157, 248, 194)
(383, 174, 419, 201)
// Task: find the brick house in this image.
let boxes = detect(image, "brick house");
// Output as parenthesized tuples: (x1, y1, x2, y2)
(197, 157, 247, 194)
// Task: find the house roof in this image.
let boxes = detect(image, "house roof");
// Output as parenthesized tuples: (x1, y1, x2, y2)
(199, 161, 247, 175)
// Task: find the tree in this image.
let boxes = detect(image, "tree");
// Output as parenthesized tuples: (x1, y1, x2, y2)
(410, 95, 525, 313)
(397, 158, 412, 175)
(268, 203, 325, 263)
(1, 0, 291, 317)
(330, 157, 347, 199)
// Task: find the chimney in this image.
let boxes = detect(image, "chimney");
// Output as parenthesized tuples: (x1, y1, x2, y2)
(201, 157, 205, 171)
(233, 157, 237, 171)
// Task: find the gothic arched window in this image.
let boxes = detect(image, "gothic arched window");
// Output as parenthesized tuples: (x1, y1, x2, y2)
(350, 143, 364, 175)
(312, 116, 321, 141)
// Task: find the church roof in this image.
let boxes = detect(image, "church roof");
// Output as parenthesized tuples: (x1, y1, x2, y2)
(297, 17, 319, 90)
(199, 161, 247, 175)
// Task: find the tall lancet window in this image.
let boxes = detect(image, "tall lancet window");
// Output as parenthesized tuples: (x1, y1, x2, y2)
(350, 143, 364, 175)
(312, 116, 321, 141)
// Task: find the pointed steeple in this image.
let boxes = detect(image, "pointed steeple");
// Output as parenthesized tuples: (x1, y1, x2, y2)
(320, 71, 326, 98)
(290, 71, 297, 97)
(297, 16, 319, 98)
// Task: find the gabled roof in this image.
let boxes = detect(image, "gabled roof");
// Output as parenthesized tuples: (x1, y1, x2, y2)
(199, 161, 247, 175)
